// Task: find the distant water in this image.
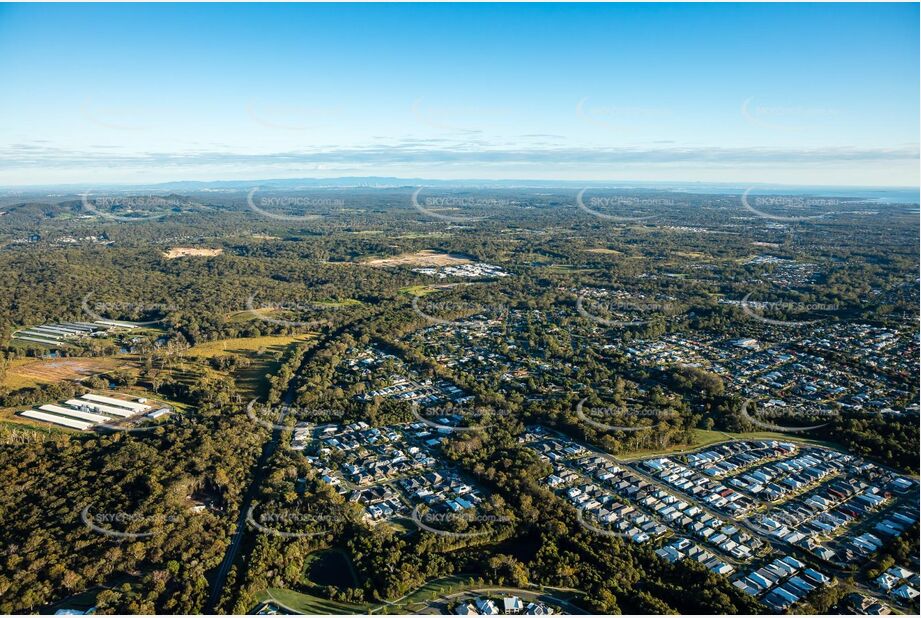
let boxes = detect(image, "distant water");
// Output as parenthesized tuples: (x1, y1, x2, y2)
(664, 185, 920, 204)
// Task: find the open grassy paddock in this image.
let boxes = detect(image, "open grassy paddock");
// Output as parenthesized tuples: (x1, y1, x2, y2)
(255, 587, 369, 615)
(618, 428, 844, 461)
(2, 356, 128, 390)
(183, 334, 316, 397)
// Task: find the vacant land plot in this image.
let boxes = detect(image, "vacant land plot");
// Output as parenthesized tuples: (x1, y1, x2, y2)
(255, 588, 368, 615)
(375, 575, 478, 613)
(395, 231, 452, 239)
(671, 251, 711, 260)
(618, 428, 841, 461)
(584, 247, 623, 255)
(225, 308, 274, 324)
(185, 334, 315, 358)
(542, 263, 597, 274)
(399, 283, 467, 297)
(3, 357, 126, 389)
(163, 247, 223, 259)
(364, 250, 471, 268)
(183, 334, 315, 397)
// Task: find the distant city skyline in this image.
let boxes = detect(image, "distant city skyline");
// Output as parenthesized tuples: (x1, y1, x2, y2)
(0, 2, 918, 187)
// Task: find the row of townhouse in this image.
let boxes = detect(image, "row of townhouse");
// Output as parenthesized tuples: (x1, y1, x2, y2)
(639, 456, 756, 517)
(726, 448, 852, 502)
(315, 422, 402, 452)
(732, 555, 831, 611)
(573, 456, 649, 496)
(755, 481, 919, 567)
(297, 422, 396, 454)
(639, 489, 761, 561)
(686, 439, 798, 478)
(831, 503, 919, 565)
(758, 476, 884, 535)
(656, 537, 735, 576)
(873, 507, 919, 541)
(303, 420, 491, 522)
(531, 433, 763, 560)
(562, 482, 664, 544)
(304, 422, 436, 486)
(528, 437, 587, 462)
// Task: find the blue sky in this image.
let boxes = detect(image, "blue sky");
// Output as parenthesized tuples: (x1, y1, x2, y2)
(0, 2, 917, 187)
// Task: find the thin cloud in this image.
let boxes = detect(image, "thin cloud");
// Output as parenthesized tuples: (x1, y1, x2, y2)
(1, 142, 917, 170)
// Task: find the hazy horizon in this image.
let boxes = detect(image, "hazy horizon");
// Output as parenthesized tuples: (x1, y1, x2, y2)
(1, 3, 918, 187)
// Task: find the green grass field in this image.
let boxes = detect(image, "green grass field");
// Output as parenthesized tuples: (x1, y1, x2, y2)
(542, 264, 596, 273)
(258, 575, 590, 616)
(185, 335, 315, 358)
(181, 334, 316, 397)
(256, 587, 369, 615)
(399, 285, 442, 297)
(311, 299, 363, 308)
(618, 428, 842, 460)
(257, 575, 481, 615)
(374, 575, 479, 613)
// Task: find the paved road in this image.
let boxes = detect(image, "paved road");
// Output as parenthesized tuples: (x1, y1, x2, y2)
(205, 389, 292, 611)
(542, 426, 919, 611)
(204, 319, 371, 612)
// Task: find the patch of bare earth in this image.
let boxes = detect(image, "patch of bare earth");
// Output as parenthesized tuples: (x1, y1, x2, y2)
(163, 247, 223, 259)
(7, 358, 124, 386)
(364, 250, 472, 268)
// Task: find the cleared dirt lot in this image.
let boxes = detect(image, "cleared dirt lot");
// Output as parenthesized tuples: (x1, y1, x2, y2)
(163, 247, 223, 259)
(364, 250, 471, 268)
(4, 357, 125, 389)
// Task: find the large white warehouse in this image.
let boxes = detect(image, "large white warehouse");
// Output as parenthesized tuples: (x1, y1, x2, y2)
(81, 393, 150, 413)
(20, 410, 93, 431)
